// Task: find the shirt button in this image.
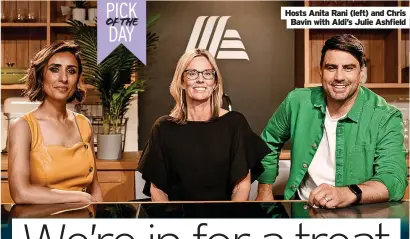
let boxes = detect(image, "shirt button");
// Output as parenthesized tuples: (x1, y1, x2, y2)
(82, 188, 86, 192)
(291, 184, 296, 189)
(302, 163, 308, 168)
(312, 143, 317, 149)
(89, 167, 93, 172)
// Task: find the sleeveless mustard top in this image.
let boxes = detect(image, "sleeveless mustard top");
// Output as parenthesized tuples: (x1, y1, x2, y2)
(22, 112, 95, 192)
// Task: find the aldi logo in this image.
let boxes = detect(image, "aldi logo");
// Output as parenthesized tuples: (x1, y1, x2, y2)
(186, 16, 250, 60)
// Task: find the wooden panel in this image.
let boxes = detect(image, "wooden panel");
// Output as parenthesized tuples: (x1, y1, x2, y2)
(368, 34, 384, 83)
(4, 0, 16, 23)
(40, 0, 47, 22)
(363, 88, 409, 102)
(1, 151, 139, 203)
(27, 1, 41, 23)
(97, 171, 123, 183)
(1, 0, 4, 21)
(361, 34, 371, 82)
(405, 159, 410, 200)
(309, 32, 323, 83)
(3, 1, 16, 67)
(1, 170, 136, 203)
(16, 39, 29, 68)
(3, 39, 16, 68)
(1, 36, 4, 68)
(50, 0, 72, 23)
(1, 1, 46, 68)
(404, 186, 409, 200)
(98, 171, 135, 202)
(404, 31, 409, 67)
(309, 30, 398, 84)
(1, 181, 13, 203)
(1, 151, 140, 172)
(294, 29, 305, 88)
(16, 1, 28, 23)
(50, 27, 73, 42)
(384, 30, 398, 83)
(41, 39, 47, 49)
(402, 30, 409, 83)
(1, 28, 46, 68)
(96, 152, 140, 170)
(28, 29, 42, 61)
(309, 0, 398, 6)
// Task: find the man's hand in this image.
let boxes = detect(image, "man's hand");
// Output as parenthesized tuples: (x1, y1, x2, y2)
(308, 184, 357, 208)
(256, 183, 275, 201)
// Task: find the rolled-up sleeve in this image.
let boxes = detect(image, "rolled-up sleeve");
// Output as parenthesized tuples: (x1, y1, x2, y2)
(370, 109, 408, 201)
(257, 92, 292, 184)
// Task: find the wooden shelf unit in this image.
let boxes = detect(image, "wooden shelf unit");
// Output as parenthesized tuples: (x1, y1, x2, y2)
(296, 0, 410, 90)
(1, 0, 97, 90)
(1, 84, 95, 90)
(305, 83, 410, 89)
(0, 84, 26, 90)
(1, 23, 47, 27)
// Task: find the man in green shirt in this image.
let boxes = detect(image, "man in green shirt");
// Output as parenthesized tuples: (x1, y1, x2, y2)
(256, 34, 408, 208)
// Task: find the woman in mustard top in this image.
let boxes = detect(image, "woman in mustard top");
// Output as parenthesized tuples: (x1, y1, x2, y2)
(8, 41, 103, 204)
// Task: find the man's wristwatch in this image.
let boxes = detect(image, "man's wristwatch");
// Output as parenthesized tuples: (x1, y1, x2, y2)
(348, 184, 362, 205)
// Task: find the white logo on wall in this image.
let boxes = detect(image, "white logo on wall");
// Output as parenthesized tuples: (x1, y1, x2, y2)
(186, 16, 249, 60)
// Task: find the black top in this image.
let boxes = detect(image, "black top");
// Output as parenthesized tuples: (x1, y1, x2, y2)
(137, 111, 271, 201)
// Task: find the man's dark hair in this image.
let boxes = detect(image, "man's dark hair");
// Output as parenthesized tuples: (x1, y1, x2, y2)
(320, 34, 366, 68)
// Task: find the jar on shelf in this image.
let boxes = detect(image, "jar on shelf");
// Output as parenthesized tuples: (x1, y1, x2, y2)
(1, 11, 9, 22)
(14, 9, 26, 23)
(26, 11, 38, 23)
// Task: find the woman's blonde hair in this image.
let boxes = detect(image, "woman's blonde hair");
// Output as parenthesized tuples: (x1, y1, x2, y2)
(169, 48, 224, 124)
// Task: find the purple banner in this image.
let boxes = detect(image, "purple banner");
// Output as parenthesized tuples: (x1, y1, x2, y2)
(97, 0, 146, 65)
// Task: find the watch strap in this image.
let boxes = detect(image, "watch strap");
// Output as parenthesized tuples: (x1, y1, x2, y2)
(348, 184, 362, 205)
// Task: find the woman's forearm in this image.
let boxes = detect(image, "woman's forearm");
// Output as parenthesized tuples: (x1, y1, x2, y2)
(11, 185, 93, 204)
(89, 176, 104, 202)
(150, 184, 169, 202)
(231, 172, 251, 201)
(232, 184, 251, 201)
(91, 189, 103, 202)
(10, 203, 90, 218)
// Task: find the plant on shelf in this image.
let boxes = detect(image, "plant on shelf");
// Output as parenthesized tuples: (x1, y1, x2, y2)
(71, 1, 88, 21)
(72, 1, 88, 9)
(67, 16, 159, 159)
(67, 16, 159, 134)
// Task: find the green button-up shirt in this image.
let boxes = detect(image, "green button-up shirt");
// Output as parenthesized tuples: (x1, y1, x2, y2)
(258, 86, 408, 200)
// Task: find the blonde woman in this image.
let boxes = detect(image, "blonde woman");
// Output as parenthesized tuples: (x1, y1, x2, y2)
(137, 49, 271, 201)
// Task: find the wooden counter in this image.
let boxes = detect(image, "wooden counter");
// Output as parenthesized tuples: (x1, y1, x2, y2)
(2, 150, 407, 202)
(0, 150, 289, 203)
(1, 151, 141, 171)
(0, 150, 291, 171)
(1, 152, 141, 203)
